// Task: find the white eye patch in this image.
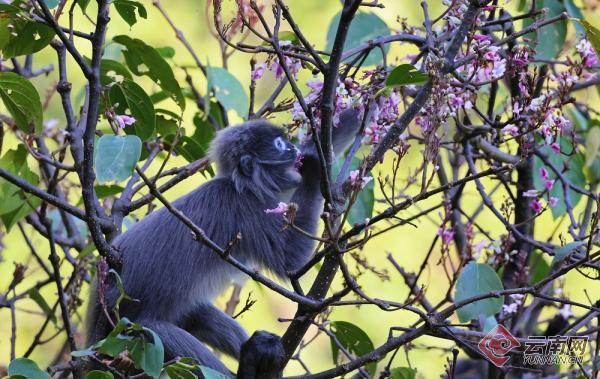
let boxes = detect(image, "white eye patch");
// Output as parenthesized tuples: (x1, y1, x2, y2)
(273, 136, 287, 152)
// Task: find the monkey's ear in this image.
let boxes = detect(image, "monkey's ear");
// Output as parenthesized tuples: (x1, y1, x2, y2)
(239, 155, 253, 177)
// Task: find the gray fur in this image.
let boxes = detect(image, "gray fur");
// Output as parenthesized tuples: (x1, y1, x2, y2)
(86, 110, 360, 374)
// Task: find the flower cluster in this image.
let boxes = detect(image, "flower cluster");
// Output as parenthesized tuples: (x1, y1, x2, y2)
(465, 34, 507, 82)
(289, 69, 403, 146)
(576, 39, 598, 69)
(437, 227, 454, 245)
(502, 293, 525, 315)
(523, 183, 558, 215)
(349, 170, 373, 189)
(251, 53, 302, 82)
(363, 90, 402, 144)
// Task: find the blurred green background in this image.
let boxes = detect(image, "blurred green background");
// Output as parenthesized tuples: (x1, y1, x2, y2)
(0, 0, 599, 377)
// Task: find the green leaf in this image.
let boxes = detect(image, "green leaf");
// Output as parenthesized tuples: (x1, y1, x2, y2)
(8, 358, 51, 379)
(454, 262, 504, 322)
(347, 175, 374, 226)
(94, 135, 142, 183)
(71, 348, 95, 357)
(206, 66, 249, 119)
(96, 185, 125, 198)
(165, 364, 197, 379)
(326, 11, 390, 66)
(333, 156, 374, 226)
(29, 288, 57, 326)
(552, 241, 586, 265)
(565, 0, 584, 34)
(0, 72, 43, 134)
(113, 0, 147, 27)
(44, 0, 59, 8)
(483, 316, 498, 333)
(385, 64, 429, 87)
(108, 79, 156, 141)
(518, 0, 528, 11)
(86, 371, 115, 379)
(129, 328, 164, 378)
(78, 185, 126, 205)
(156, 46, 176, 59)
(192, 112, 216, 151)
(156, 114, 179, 137)
(569, 107, 588, 131)
(113, 35, 185, 110)
(262, 30, 300, 46)
(1, 20, 54, 58)
(47, 209, 88, 239)
(586, 126, 600, 167)
(389, 367, 417, 379)
(109, 269, 136, 310)
(163, 134, 209, 163)
(534, 139, 586, 218)
(97, 335, 135, 356)
(585, 156, 600, 183)
(199, 366, 230, 379)
(99, 59, 133, 85)
(528, 250, 550, 284)
(77, 0, 91, 13)
(524, 0, 567, 59)
(329, 321, 376, 376)
(580, 19, 600, 57)
(0, 146, 41, 230)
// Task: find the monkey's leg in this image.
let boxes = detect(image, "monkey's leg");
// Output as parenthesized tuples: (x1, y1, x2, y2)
(179, 303, 248, 359)
(140, 319, 230, 374)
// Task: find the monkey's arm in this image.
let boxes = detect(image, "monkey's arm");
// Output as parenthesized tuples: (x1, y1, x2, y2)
(301, 108, 361, 159)
(282, 109, 361, 272)
(282, 153, 324, 272)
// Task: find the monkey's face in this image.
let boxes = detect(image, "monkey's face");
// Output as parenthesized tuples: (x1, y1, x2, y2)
(252, 130, 302, 189)
(211, 122, 304, 196)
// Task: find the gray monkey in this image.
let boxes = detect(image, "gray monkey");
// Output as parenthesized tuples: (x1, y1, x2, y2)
(86, 110, 360, 375)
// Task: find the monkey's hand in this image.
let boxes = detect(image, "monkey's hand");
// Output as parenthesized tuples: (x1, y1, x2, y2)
(332, 108, 361, 156)
(300, 108, 361, 161)
(237, 331, 285, 379)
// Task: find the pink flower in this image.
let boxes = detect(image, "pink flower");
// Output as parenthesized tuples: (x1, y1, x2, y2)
(559, 304, 572, 319)
(548, 197, 558, 207)
(473, 34, 492, 43)
(523, 189, 539, 198)
(349, 170, 373, 189)
(270, 56, 302, 80)
(265, 202, 289, 214)
(529, 199, 543, 214)
(475, 240, 487, 255)
(550, 142, 561, 153)
(437, 227, 454, 244)
(544, 179, 555, 190)
(539, 167, 549, 180)
(115, 114, 136, 129)
(502, 302, 519, 314)
(467, 44, 506, 82)
(306, 78, 324, 92)
(251, 63, 267, 81)
(502, 124, 519, 137)
(576, 39, 598, 68)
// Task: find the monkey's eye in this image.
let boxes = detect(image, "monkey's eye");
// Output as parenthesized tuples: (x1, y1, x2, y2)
(273, 137, 287, 152)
